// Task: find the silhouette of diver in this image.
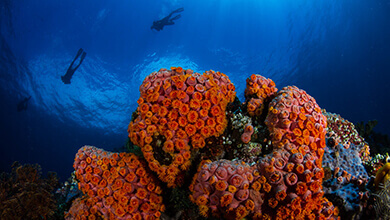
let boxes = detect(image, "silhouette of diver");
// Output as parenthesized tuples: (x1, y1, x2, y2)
(17, 96, 31, 112)
(151, 8, 184, 31)
(61, 48, 86, 84)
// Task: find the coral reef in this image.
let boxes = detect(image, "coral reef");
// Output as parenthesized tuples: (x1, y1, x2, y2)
(244, 74, 277, 118)
(356, 120, 390, 156)
(322, 143, 369, 219)
(321, 112, 376, 219)
(364, 153, 390, 176)
(190, 85, 338, 219)
(189, 159, 256, 219)
(355, 120, 378, 140)
(65, 67, 390, 220)
(368, 178, 390, 219)
(53, 172, 82, 219)
(227, 112, 269, 164)
(323, 111, 370, 162)
(259, 85, 336, 219)
(362, 161, 390, 220)
(374, 163, 390, 189)
(128, 67, 236, 187)
(322, 144, 369, 182)
(0, 161, 58, 220)
(65, 146, 164, 219)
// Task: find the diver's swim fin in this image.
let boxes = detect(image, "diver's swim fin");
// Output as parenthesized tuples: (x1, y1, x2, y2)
(74, 48, 83, 60)
(80, 51, 87, 62)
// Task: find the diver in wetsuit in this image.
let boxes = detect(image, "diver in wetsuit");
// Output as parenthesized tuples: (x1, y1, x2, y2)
(61, 48, 87, 84)
(151, 8, 184, 31)
(17, 96, 31, 112)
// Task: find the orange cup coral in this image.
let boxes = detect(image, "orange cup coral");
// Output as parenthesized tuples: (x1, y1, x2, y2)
(191, 82, 339, 220)
(66, 146, 164, 219)
(128, 67, 236, 187)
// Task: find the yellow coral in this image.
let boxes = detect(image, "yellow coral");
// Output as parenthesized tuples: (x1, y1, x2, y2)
(374, 163, 390, 189)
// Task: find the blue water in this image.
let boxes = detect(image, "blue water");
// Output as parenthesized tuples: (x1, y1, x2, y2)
(1, 0, 389, 181)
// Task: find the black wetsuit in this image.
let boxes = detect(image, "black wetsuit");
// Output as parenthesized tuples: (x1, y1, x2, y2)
(17, 96, 31, 112)
(61, 48, 87, 84)
(151, 8, 184, 31)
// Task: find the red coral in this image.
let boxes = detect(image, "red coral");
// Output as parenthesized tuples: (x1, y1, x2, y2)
(66, 146, 164, 220)
(128, 67, 235, 187)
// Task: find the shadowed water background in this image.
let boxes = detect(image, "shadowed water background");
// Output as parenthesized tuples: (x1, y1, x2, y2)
(1, 0, 389, 181)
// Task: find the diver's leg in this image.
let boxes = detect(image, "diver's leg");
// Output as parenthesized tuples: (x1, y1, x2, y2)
(74, 48, 83, 61)
(68, 48, 83, 70)
(167, 8, 183, 18)
(61, 69, 73, 84)
(74, 51, 87, 70)
(172, 8, 184, 13)
(170, 14, 181, 21)
(76, 48, 83, 56)
(61, 49, 84, 84)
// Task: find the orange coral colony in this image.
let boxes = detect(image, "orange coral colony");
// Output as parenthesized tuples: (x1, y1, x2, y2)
(66, 146, 164, 219)
(191, 83, 339, 220)
(67, 70, 341, 220)
(128, 67, 236, 187)
(244, 74, 278, 117)
(189, 159, 258, 219)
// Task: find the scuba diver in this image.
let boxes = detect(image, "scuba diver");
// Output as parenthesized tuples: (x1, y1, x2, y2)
(17, 96, 31, 112)
(61, 48, 87, 84)
(151, 8, 184, 31)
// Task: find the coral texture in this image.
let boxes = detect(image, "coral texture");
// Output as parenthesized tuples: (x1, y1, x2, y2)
(370, 177, 390, 219)
(323, 111, 370, 162)
(189, 159, 257, 219)
(65, 146, 164, 220)
(241, 123, 255, 144)
(322, 142, 369, 218)
(0, 162, 58, 220)
(228, 112, 269, 164)
(374, 162, 390, 188)
(364, 153, 389, 176)
(265, 86, 327, 149)
(259, 85, 335, 219)
(128, 67, 236, 187)
(191, 84, 339, 219)
(244, 74, 277, 117)
(323, 144, 369, 182)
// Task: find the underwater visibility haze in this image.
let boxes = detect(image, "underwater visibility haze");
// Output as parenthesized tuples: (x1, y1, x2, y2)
(1, 0, 390, 219)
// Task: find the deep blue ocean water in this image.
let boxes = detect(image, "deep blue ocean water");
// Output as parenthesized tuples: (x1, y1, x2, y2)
(0, 0, 389, 182)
